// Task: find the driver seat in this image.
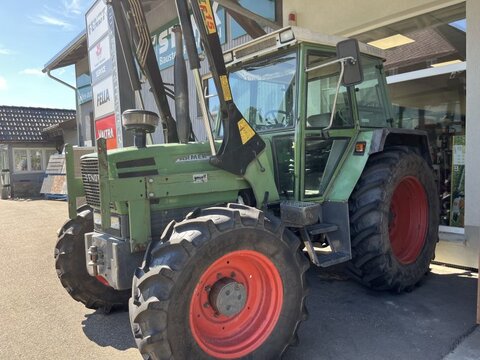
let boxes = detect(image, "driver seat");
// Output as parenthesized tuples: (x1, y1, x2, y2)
(307, 112, 343, 128)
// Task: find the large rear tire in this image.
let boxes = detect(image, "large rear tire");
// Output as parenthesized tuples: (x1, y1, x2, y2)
(348, 147, 439, 292)
(129, 203, 309, 359)
(55, 205, 130, 312)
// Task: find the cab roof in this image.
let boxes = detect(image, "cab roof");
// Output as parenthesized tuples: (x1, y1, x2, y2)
(226, 26, 385, 67)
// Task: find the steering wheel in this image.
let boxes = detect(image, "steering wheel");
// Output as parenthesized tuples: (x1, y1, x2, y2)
(264, 110, 289, 125)
(335, 107, 352, 126)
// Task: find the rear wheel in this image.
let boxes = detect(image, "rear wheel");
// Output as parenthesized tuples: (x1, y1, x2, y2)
(55, 205, 130, 312)
(348, 147, 439, 291)
(129, 203, 309, 359)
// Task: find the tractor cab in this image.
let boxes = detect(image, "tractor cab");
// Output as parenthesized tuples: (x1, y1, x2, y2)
(217, 27, 393, 201)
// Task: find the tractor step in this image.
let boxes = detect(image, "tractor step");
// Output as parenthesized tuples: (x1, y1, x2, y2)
(280, 201, 321, 227)
(307, 223, 338, 235)
(316, 252, 351, 267)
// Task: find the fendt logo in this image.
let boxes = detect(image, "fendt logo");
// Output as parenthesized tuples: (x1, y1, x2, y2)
(85, 174, 100, 183)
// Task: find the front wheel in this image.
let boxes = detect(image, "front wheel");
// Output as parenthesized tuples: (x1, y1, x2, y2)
(348, 147, 439, 292)
(55, 205, 130, 312)
(129, 203, 309, 359)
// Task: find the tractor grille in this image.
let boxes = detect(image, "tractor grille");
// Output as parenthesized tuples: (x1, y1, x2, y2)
(80, 158, 100, 207)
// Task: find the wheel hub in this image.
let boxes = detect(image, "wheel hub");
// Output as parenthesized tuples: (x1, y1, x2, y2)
(209, 278, 246, 317)
(189, 250, 284, 358)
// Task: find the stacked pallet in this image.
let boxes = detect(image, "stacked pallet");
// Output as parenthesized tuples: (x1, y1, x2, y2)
(40, 154, 67, 200)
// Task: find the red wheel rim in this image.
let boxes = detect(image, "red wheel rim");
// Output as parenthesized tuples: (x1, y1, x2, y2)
(389, 176, 429, 264)
(189, 250, 283, 359)
(96, 275, 110, 287)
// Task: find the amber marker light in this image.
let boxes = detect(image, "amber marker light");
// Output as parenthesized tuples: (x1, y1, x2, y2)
(354, 141, 366, 155)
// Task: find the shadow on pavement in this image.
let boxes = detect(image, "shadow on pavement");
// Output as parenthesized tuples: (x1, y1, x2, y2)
(82, 310, 136, 350)
(284, 265, 478, 360)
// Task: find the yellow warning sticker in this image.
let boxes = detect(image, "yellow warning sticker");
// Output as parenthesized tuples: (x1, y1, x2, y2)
(198, 0, 217, 34)
(220, 75, 232, 101)
(238, 118, 256, 145)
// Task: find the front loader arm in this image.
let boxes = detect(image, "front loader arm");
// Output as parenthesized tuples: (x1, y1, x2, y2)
(108, 0, 179, 143)
(188, 0, 267, 177)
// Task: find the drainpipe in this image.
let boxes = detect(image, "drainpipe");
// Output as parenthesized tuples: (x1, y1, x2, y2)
(45, 69, 81, 146)
(46, 70, 76, 91)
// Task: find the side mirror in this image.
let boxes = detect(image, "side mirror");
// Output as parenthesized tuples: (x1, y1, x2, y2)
(336, 39, 363, 86)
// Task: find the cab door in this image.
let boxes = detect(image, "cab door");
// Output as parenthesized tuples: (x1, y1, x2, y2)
(297, 49, 356, 201)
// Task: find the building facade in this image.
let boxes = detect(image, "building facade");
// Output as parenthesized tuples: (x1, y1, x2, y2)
(44, 0, 478, 269)
(0, 106, 76, 198)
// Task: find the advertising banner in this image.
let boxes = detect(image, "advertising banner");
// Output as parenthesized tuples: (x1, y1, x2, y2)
(77, 85, 93, 105)
(95, 114, 117, 150)
(151, 4, 225, 70)
(86, 0, 109, 48)
(92, 75, 115, 119)
(86, 0, 123, 149)
(88, 35, 112, 83)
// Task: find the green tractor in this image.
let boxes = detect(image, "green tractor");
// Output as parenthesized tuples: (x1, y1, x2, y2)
(55, 0, 439, 358)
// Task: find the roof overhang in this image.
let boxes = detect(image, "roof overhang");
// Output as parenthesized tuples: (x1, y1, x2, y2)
(43, 31, 87, 72)
(41, 118, 77, 140)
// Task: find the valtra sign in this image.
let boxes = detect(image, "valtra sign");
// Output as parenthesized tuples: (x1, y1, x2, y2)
(95, 114, 117, 149)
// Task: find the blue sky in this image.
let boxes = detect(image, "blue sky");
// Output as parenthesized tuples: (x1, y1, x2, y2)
(0, 0, 91, 109)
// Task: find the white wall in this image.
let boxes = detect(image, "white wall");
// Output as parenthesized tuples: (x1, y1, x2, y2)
(435, 0, 480, 268)
(283, 0, 464, 36)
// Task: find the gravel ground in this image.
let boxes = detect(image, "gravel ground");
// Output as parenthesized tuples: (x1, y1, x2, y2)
(0, 199, 477, 360)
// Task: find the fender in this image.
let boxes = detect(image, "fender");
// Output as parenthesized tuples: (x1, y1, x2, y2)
(370, 128, 433, 165)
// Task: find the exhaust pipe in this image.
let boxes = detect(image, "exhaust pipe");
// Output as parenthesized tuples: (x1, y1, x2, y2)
(172, 25, 191, 144)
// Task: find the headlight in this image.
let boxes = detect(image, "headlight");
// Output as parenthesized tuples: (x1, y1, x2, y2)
(110, 215, 121, 230)
(93, 212, 121, 230)
(223, 51, 233, 64)
(279, 29, 295, 44)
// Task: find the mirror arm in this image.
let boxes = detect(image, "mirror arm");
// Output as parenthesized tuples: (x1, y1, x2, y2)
(323, 61, 346, 132)
(305, 56, 355, 73)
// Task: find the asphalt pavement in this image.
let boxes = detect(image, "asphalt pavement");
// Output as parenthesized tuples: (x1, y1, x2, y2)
(0, 199, 477, 360)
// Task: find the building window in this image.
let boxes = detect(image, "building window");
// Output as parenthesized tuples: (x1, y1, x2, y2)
(356, 3, 466, 228)
(230, 0, 277, 39)
(14, 149, 28, 172)
(12, 148, 56, 173)
(30, 150, 43, 171)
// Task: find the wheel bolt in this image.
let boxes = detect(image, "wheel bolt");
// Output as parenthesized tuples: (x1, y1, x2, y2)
(203, 302, 209, 308)
(230, 272, 236, 278)
(204, 285, 211, 292)
(217, 273, 222, 279)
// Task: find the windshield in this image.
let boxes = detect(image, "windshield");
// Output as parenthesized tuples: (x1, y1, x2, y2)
(227, 52, 297, 132)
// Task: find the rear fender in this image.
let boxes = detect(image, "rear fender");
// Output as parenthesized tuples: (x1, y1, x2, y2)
(370, 128, 433, 165)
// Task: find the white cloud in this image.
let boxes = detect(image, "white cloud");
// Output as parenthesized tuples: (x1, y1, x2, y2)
(0, 45, 14, 55)
(19, 68, 45, 77)
(31, 1, 87, 31)
(63, 0, 83, 15)
(31, 14, 73, 30)
(0, 77, 7, 91)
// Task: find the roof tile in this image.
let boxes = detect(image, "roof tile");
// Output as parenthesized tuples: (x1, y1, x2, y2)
(0, 105, 75, 143)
